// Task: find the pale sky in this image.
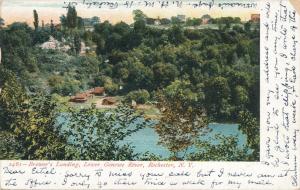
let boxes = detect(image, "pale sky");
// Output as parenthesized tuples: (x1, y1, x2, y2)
(0, 0, 259, 25)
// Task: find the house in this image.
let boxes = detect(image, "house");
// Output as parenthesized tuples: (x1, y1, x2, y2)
(39, 36, 71, 52)
(70, 93, 88, 103)
(102, 97, 117, 105)
(83, 16, 100, 31)
(251, 14, 260, 22)
(154, 19, 161, 26)
(92, 87, 105, 96)
(177, 15, 186, 22)
(40, 36, 60, 49)
(83, 16, 100, 27)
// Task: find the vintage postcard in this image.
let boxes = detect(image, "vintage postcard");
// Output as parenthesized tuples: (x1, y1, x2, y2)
(0, 0, 299, 189)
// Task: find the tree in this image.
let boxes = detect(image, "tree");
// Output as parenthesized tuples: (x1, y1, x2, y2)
(132, 10, 147, 46)
(60, 15, 67, 29)
(188, 134, 249, 161)
(236, 40, 250, 57)
(170, 16, 183, 25)
(125, 89, 150, 104)
(160, 18, 171, 25)
(238, 110, 259, 160)
(0, 22, 37, 74)
(233, 85, 249, 107)
(0, 68, 26, 130)
(12, 95, 70, 159)
(125, 58, 154, 91)
(33, 10, 39, 30)
(133, 10, 147, 22)
(61, 104, 151, 160)
(66, 6, 78, 29)
(74, 34, 81, 54)
(0, 131, 23, 159)
(48, 76, 80, 96)
(186, 18, 202, 26)
(0, 69, 69, 160)
(244, 21, 251, 32)
(152, 62, 179, 88)
(155, 80, 208, 160)
(77, 16, 84, 29)
(93, 75, 118, 95)
(202, 60, 220, 76)
(204, 76, 231, 120)
(50, 19, 55, 34)
(168, 25, 186, 45)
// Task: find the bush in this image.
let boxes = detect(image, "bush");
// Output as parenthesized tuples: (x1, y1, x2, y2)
(125, 89, 150, 104)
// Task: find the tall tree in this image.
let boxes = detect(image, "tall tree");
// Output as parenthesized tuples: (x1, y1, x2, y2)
(50, 19, 55, 33)
(238, 110, 259, 160)
(60, 15, 67, 29)
(33, 10, 39, 30)
(155, 80, 208, 160)
(66, 6, 78, 29)
(74, 34, 81, 55)
(133, 10, 147, 22)
(133, 10, 147, 40)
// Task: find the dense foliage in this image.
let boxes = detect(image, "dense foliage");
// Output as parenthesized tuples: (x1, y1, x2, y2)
(155, 80, 208, 160)
(0, 7, 260, 161)
(60, 104, 151, 160)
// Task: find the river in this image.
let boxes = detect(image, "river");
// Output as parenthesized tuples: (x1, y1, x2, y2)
(57, 114, 246, 159)
(122, 123, 246, 158)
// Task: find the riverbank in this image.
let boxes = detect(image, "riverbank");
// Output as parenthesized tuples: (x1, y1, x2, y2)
(52, 94, 161, 119)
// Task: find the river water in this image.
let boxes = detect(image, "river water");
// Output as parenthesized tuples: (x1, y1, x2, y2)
(122, 123, 246, 158)
(57, 114, 246, 158)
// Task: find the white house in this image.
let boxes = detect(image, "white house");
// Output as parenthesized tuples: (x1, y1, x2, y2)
(39, 36, 71, 52)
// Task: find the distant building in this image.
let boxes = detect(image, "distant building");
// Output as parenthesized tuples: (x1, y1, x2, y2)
(39, 36, 71, 52)
(102, 97, 117, 105)
(83, 16, 100, 27)
(82, 16, 100, 31)
(177, 15, 186, 22)
(70, 87, 105, 103)
(201, 14, 212, 24)
(70, 93, 88, 103)
(92, 87, 105, 96)
(154, 19, 161, 26)
(251, 14, 260, 22)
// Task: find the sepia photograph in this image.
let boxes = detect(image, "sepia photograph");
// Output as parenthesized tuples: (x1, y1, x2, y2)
(0, 0, 260, 162)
